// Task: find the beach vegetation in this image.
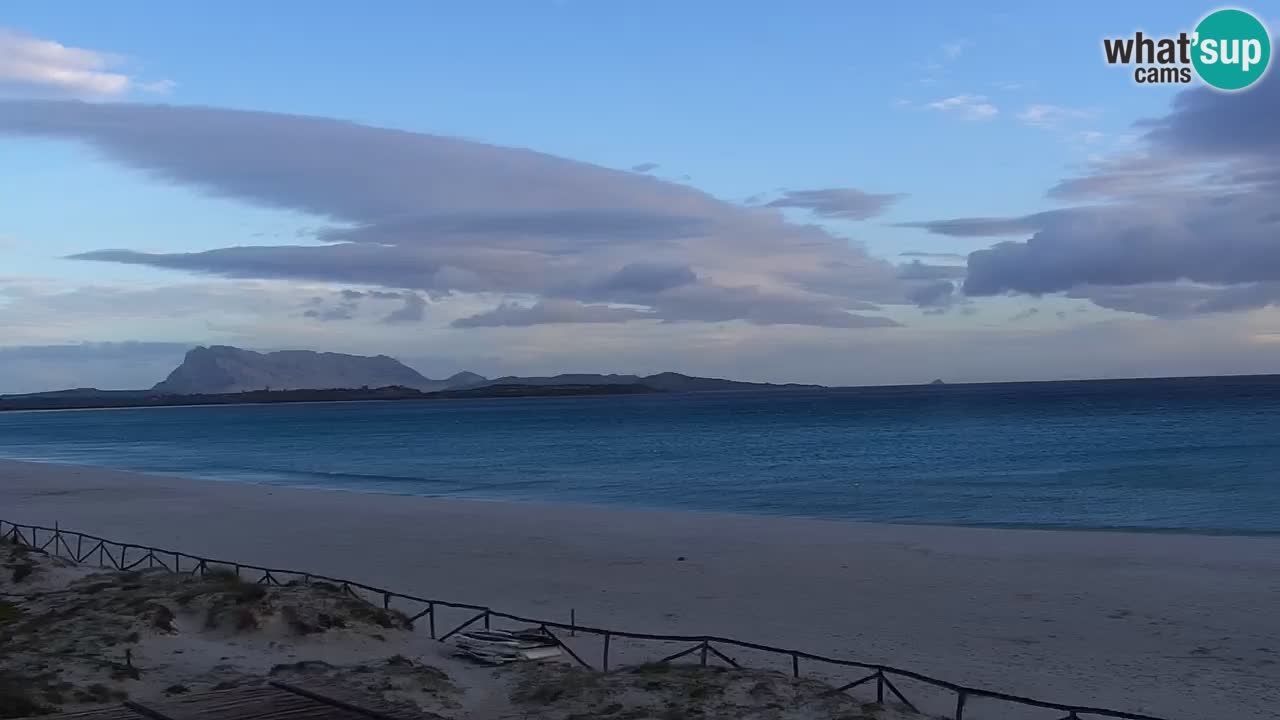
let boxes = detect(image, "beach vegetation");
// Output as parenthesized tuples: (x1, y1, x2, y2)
(0, 601, 22, 625)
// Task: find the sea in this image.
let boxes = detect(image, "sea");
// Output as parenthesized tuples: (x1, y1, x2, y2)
(1, 375, 1278, 534)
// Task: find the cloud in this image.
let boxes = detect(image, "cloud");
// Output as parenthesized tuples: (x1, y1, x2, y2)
(963, 196, 1280, 296)
(452, 299, 652, 328)
(640, 283, 901, 328)
(1070, 282, 1280, 317)
(0, 28, 167, 98)
(896, 260, 966, 281)
(1141, 71, 1280, 158)
(941, 39, 973, 59)
(299, 288, 428, 323)
(304, 305, 356, 321)
(907, 280, 957, 308)
(1017, 104, 1095, 129)
(595, 262, 698, 295)
(896, 215, 1049, 237)
(631, 162, 659, 173)
(382, 292, 427, 324)
(911, 70, 1280, 316)
(927, 95, 998, 120)
(765, 188, 904, 220)
(899, 251, 967, 260)
(137, 79, 177, 94)
(1, 100, 908, 329)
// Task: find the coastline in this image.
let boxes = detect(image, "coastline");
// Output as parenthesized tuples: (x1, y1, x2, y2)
(3, 458, 1279, 718)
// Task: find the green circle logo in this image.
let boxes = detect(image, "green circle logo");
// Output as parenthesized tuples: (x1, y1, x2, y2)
(1192, 9, 1271, 91)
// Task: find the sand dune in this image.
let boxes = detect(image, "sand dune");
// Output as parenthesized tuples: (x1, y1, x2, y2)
(1, 535, 919, 719)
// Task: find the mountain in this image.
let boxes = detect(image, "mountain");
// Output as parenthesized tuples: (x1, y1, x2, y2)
(0, 388, 151, 400)
(443, 371, 487, 389)
(149, 347, 817, 396)
(2, 345, 821, 404)
(640, 372, 817, 392)
(152, 346, 483, 394)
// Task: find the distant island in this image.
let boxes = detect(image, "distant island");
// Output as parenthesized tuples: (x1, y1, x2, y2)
(0, 345, 820, 412)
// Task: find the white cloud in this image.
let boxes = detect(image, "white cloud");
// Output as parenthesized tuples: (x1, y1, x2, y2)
(1017, 104, 1096, 129)
(926, 95, 998, 120)
(941, 39, 973, 59)
(137, 79, 177, 94)
(0, 27, 169, 98)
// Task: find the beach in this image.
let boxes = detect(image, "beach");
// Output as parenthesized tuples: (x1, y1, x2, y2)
(2, 458, 1278, 719)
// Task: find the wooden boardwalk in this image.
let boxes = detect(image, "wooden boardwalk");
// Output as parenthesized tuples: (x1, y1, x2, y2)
(29, 682, 435, 720)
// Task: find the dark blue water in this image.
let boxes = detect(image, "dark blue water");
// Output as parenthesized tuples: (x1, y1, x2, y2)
(2, 376, 1278, 533)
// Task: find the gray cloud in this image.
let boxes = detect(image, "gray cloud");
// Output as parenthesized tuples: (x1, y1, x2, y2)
(963, 194, 1280, 297)
(1067, 284, 1213, 317)
(765, 188, 903, 220)
(453, 300, 651, 328)
(454, 281, 900, 330)
(597, 263, 698, 294)
(631, 162, 659, 173)
(322, 209, 711, 250)
(896, 260, 966, 281)
(1071, 281, 1280, 317)
(382, 293, 427, 324)
(645, 283, 900, 328)
(3, 100, 906, 329)
(906, 280, 957, 308)
(300, 288, 428, 323)
(899, 251, 967, 260)
(304, 305, 356, 321)
(1141, 69, 1280, 158)
(896, 214, 1050, 238)
(0, 101, 720, 222)
(908, 69, 1280, 315)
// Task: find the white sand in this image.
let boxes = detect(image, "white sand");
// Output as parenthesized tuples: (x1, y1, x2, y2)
(2, 458, 1277, 719)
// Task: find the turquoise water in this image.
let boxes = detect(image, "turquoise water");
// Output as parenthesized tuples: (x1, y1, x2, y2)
(1, 376, 1278, 533)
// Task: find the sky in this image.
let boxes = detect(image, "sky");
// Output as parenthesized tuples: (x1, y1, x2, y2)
(2, 1, 1279, 392)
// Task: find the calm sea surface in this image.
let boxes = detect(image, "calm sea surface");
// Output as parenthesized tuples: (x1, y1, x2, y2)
(2, 377, 1278, 533)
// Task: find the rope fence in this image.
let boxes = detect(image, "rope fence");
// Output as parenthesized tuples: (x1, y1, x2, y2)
(1, 519, 1174, 720)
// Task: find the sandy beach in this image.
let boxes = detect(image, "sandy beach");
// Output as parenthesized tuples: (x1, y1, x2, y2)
(2, 458, 1278, 719)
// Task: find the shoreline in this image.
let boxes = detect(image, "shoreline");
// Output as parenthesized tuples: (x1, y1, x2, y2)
(3, 458, 1279, 719)
(4, 454, 1278, 538)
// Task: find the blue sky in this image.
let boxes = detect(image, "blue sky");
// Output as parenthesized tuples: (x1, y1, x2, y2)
(2, 2, 1279, 391)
